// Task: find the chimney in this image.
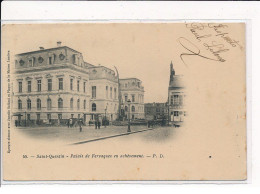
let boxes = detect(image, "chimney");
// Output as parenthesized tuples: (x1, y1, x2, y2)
(57, 41, 62, 47)
(39, 47, 44, 50)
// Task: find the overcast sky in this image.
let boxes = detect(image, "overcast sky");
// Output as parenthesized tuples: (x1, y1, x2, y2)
(5, 23, 187, 103)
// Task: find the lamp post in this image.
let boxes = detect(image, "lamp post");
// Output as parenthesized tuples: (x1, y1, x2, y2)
(127, 99, 131, 132)
(104, 106, 107, 128)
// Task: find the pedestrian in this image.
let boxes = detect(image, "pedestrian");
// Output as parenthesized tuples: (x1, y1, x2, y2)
(79, 119, 82, 132)
(95, 120, 97, 129)
(98, 120, 101, 129)
(67, 119, 70, 128)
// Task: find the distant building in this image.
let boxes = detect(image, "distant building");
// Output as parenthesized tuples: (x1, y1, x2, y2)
(89, 65, 119, 122)
(119, 78, 145, 120)
(168, 61, 186, 124)
(144, 102, 168, 120)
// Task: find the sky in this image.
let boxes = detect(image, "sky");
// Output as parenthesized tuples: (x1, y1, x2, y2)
(4, 23, 187, 103)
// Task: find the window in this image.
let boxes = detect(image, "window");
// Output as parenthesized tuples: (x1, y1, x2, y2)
(58, 98, 63, 109)
(27, 99, 31, 110)
(92, 86, 96, 98)
(70, 79, 73, 90)
(58, 114, 62, 120)
(27, 81, 31, 92)
(49, 57, 52, 65)
(48, 79, 52, 91)
(92, 103, 96, 111)
(106, 86, 108, 98)
(83, 100, 86, 110)
(77, 80, 80, 92)
(37, 113, 40, 121)
(71, 114, 74, 118)
(125, 106, 128, 112)
(174, 111, 179, 116)
(47, 114, 51, 121)
(18, 82, 22, 93)
(70, 98, 73, 109)
(27, 114, 31, 120)
(125, 95, 128, 102)
(77, 99, 80, 110)
(18, 99, 22, 110)
(83, 82, 86, 93)
(58, 78, 63, 90)
(131, 105, 135, 112)
(114, 88, 117, 99)
(37, 80, 41, 92)
(29, 59, 33, 67)
(174, 95, 179, 105)
(170, 95, 174, 105)
(110, 87, 112, 99)
(47, 98, 52, 110)
(132, 95, 135, 102)
(37, 99, 41, 110)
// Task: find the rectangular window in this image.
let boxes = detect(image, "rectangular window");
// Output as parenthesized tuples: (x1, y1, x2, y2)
(48, 79, 52, 91)
(29, 59, 33, 67)
(174, 95, 179, 105)
(47, 114, 51, 120)
(170, 95, 174, 105)
(125, 95, 128, 102)
(58, 78, 63, 90)
(114, 88, 117, 99)
(77, 80, 80, 92)
(37, 80, 41, 92)
(37, 113, 40, 121)
(110, 87, 112, 99)
(174, 111, 179, 116)
(92, 86, 96, 98)
(70, 79, 73, 90)
(71, 114, 74, 118)
(27, 81, 31, 92)
(132, 95, 135, 102)
(27, 114, 31, 120)
(18, 82, 22, 93)
(49, 57, 52, 65)
(106, 86, 108, 99)
(83, 82, 86, 93)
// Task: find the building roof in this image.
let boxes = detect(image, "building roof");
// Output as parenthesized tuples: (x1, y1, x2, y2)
(15, 46, 82, 56)
(169, 75, 185, 88)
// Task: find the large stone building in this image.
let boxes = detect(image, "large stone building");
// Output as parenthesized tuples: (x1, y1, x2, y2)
(89, 65, 119, 122)
(168, 61, 186, 124)
(12, 42, 144, 126)
(119, 78, 145, 120)
(13, 42, 91, 126)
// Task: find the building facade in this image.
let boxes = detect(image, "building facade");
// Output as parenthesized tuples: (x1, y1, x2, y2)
(89, 65, 119, 122)
(119, 78, 145, 120)
(144, 103, 168, 120)
(13, 42, 91, 126)
(168, 61, 186, 124)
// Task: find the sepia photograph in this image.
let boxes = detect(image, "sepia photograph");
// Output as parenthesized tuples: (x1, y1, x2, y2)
(1, 23, 246, 181)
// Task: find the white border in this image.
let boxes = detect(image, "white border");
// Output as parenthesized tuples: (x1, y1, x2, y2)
(0, 1, 258, 188)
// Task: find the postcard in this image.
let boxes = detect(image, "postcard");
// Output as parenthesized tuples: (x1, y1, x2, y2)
(1, 23, 246, 181)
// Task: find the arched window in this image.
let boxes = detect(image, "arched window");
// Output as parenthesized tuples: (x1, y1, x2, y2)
(125, 106, 128, 112)
(131, 105, 135, 112)
(77, 99, 80, 110)
(70, 98, 73, 109)
(27, 99, 31, 110)
(47, 98, 52, 110)
(84, 100, 86, 110)
(18, 99, 22, 110)
(58, 98, 63, 109)
(37, 99, 41, 110)
(92, 103, 96, 111)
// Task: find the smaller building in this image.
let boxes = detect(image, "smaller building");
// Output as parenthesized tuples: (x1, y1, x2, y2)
(144, 103, 168, 120)
(119, 78, 145, 120)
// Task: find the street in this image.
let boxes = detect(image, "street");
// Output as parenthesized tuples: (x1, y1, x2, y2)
(15, 125, 176, 144)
